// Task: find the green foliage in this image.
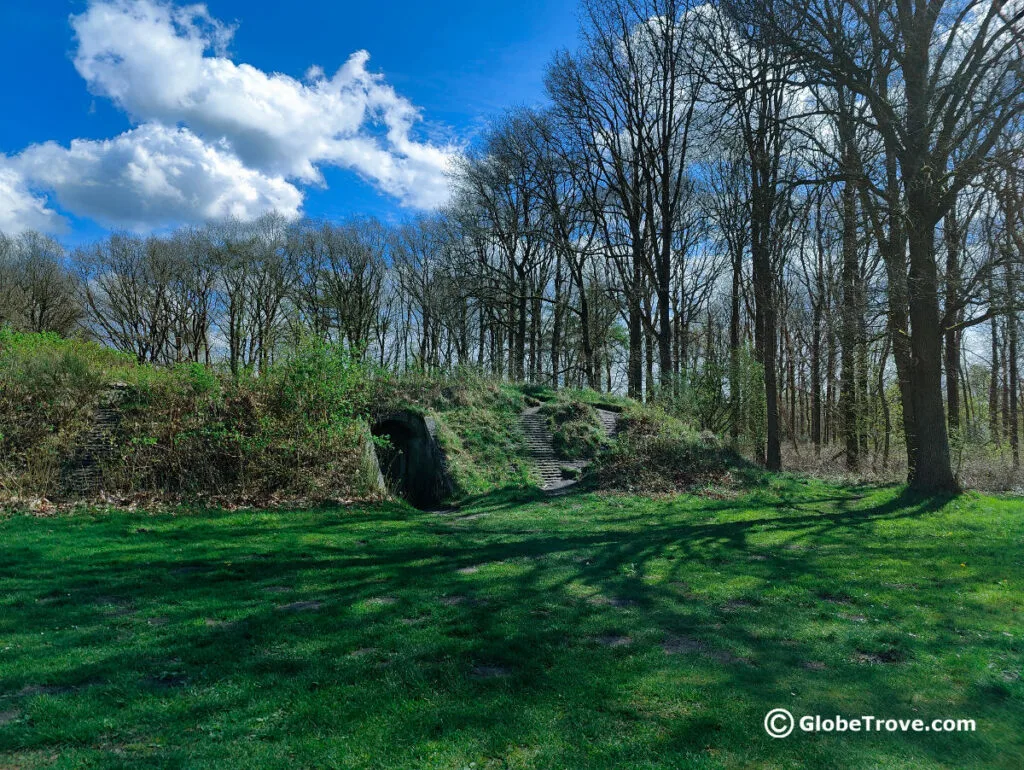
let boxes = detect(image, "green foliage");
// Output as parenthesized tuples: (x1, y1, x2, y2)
(0, 329, 134, 494)
(521, 382, 556, 403)
(594, 403, 744, 493)
(540, 399, 605, 460)
(731, 345, 767, 454)
(0, 332, 379, 501)
(371, 369, 531, 498)
(111, 341, 376, 499)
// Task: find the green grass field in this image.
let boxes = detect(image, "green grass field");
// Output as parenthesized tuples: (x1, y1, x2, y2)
(1, 480, 1021, 768)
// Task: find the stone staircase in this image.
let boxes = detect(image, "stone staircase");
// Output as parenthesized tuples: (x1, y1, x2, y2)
(596, 408, 619, 437)
(61, 384, 129, 497)
(520, 405, 620, 492)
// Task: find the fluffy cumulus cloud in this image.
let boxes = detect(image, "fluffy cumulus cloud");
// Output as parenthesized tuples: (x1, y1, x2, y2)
(2, 0, 455, 233)
(0, 163, 64, 234)
(15, 125, 304, 230)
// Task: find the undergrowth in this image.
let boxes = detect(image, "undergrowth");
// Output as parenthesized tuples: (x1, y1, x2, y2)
(539, 399, 606, 461)
(594, 403, 747, 493)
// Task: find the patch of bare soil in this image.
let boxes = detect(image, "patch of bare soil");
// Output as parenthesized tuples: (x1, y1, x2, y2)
(276, 601, 322, 612)
(470, 665, 510, 678)
(661, 635, 753, 665)
(594, 634, 632, 647)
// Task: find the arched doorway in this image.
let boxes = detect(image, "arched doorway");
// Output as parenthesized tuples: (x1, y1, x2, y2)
(371, 411, 453, 509)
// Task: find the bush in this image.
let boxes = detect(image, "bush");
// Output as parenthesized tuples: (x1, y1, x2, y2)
(0, 332, 381, 503)
(0, 329, 133, 495)
(593, 405, 742, 493)
(109, 342, 378, 500)
(540, 399, 605, 460)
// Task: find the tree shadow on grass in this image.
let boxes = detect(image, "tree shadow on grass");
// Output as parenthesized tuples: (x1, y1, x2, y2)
(0, 483, 1014, 768)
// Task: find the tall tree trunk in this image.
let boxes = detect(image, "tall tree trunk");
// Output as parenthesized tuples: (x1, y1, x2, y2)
(729, 248, 742, 446)
(627, 245, 644, 399)
(990, 277, 1001, 442)
(840, 171, 860, 470)
(905, 188, 957, 490)
(1009, 259, 1020, 468)
(551, 254, 563, 389)
(944, 208, 962, 434)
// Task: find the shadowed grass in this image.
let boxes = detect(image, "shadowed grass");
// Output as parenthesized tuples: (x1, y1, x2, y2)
(0, 479, 1021, 768)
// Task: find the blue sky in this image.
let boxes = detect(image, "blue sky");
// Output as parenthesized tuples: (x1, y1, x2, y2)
(0, 0, 580, 243)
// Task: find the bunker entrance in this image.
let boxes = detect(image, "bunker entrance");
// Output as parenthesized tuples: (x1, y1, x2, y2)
(371, 411, 452, 509)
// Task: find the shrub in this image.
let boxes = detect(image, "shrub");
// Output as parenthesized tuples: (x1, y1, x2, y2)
(0, 332, 381, 503)
(0, 329, 133, 495)
(108, 341, 378, 500)
(540, 399, 605, 460)
(593, 405, 742, 493)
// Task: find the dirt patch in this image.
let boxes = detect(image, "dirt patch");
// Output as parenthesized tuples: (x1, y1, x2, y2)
(0, 709, 20, 725)
(276, 601, 322, 612)
(146, 616, 170, 627)
(722, 599, 758, 612)
(588, 595, 638, 608)
(366, 596, 398, 606)
(661, 635, 706, 655)
(92, 596, 134, 616)
(440, 594, 486, 607)
(854, 649, 906, 665)
(661, 635, 752, 665)
(262, 586, 292, 594)
(819, 591, 853, 605)
(594, 634, 632, 648)
(803, 661, 828, 671)
(17, 684, 76, 697)
(348, 647, 377, 658)
(456, 565, 480, 575)
(143, 673, 188, 689)
(470, 665, 510, 678)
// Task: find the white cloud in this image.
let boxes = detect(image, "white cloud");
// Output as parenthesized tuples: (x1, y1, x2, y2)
(15, 124, 303, 231)
(0, 163, 63, 235)
(70, 0, 456, 206)
(0, 0, 455, 234)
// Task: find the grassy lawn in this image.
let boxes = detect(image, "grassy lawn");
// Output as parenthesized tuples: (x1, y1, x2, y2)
(0, 480, 1021, 768)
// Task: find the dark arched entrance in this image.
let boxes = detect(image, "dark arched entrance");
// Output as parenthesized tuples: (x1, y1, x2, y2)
(371, 411, 453, 509)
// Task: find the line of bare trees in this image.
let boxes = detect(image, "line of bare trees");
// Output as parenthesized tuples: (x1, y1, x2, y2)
(1, 0, 1022, 491)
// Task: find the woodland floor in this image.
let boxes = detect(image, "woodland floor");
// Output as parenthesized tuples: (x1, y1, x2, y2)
(0, 480, 1022, 768)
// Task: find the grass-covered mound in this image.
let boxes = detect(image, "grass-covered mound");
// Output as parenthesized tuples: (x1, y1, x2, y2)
(0, 331, 381, 503)
(539, 398, 606, 460)
(370, 369, 531, 499)
(594, 403, 744, 493)
(0, 482, 1020, 768)
(0, 330, 132, 497)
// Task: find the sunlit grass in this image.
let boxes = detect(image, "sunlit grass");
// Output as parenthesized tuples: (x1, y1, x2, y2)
(0, 480, 1021, 768)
